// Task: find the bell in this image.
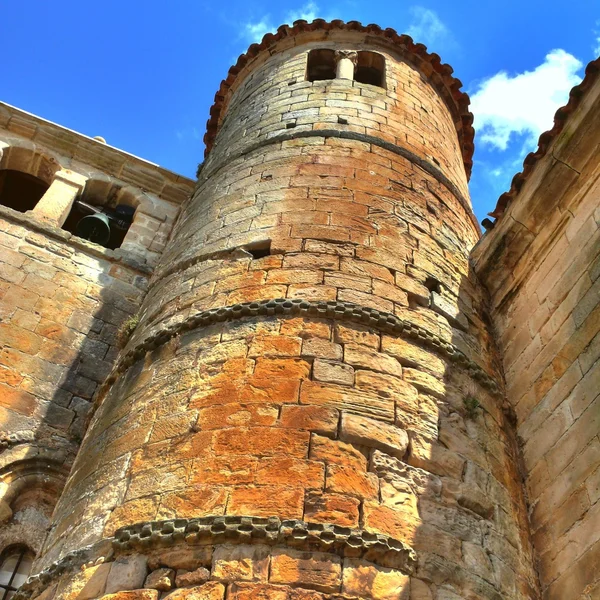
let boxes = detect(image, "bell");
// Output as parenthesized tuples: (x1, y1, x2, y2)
(75, 212, 111, 245)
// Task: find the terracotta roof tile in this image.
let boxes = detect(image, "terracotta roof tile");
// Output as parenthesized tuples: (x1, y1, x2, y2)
(489, 57, 600, 220)
(203, 19, 475, 179)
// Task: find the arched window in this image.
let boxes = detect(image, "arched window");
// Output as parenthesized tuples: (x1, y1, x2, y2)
(62, 179, 136, 249)
(307, 49, 336, 81)
(0, 546, 34, 600)
(0, 170, 49, 213)
(0, 146, 58, 213)
(355, 51, 385, 88)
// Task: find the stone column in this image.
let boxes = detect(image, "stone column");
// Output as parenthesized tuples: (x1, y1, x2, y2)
(334, 50, 358, 80)
(31, 169, 87, 226)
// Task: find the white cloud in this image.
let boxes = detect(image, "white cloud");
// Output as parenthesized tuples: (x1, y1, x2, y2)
(242, 18, 276, 43)
(286, 1, 319, 23)
(594, 21, 600, 56)
(406, 7, 452, 49)
(470, 49, 583, 151)
(240, 2, 322, 44)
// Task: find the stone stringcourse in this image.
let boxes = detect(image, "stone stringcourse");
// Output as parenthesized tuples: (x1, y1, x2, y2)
(12, 517, 416, 600)
(106, 298, 502, 398)
(113, 516, 417, 572)
(195, 129, 477, 232)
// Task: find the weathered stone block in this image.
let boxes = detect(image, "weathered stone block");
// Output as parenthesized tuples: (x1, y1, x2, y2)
(270, 548, 342, 592)
(340, 413, 408, 458)
(212, 544, 270, 583)
(105, 555, 148, 594)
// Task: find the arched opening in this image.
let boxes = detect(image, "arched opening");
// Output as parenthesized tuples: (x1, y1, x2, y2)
(0, 170, 49, 213)
(62, 179, 136, 250)
(0, 146, 58, 214)
(307, 49, 336, 81)
(0, 546, 34, 600)
(355, 51, 385, 88)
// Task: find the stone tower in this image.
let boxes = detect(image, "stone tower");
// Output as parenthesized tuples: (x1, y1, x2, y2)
(16, 21, 542, 600)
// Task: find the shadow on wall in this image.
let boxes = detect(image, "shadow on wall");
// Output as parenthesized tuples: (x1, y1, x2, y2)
(0, 140, 160, 575)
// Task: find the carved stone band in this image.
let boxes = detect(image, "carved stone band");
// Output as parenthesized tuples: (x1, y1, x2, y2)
(14, 516, 416, 600)
(110, 298, 502, 400)
(113, 515, 416, 572)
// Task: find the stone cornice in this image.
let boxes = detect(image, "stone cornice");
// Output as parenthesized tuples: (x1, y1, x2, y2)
(114, 515, 416, 572)
(0, 102, 194, 205)
(14, 516, 416, 600)
(100, 299, 502, 407)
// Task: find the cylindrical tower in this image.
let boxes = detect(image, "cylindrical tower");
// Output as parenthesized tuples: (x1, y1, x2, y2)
(24, 21, 540, 600)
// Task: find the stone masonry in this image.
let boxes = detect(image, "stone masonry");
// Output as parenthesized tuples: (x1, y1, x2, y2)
(0, 18, 598, 600)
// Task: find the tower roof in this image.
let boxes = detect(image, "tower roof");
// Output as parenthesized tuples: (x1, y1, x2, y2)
(203, 19, 475, 178)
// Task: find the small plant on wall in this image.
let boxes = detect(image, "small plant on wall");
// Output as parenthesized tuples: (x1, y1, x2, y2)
(463, 394, 481, 419)
(117, 313, 140, 348)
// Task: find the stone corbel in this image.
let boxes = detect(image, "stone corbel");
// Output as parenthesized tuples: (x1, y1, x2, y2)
(334, 50, 358, 80)
(31, 169, 88, 227)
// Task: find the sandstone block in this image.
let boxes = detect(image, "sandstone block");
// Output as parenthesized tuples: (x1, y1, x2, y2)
(340, 413, 408, 458)
(325, 463, 379, 500)
(309, 434, 368, 471)
(301, 338, 343, 360)
(105, 555, 148, 594)
(147, 546, 212, 571)
(301, 380, 394, 422)
(212, 544, 270, 582)
(99, 591, 158, 600)
(312, 359, 354, 386)
(270, 549, 342, 593)
(344, 343, 403, 377)
(279, 404, 339, 435)
(381, 336, 445, 377)
(227, 583, 288, 600)
(228, 486, 304, 519)
(175, 567, 210, 587)
(164, 582, 225, 600)
(304, 491, 360, 527)
(255, 456, 325, 488)
(341, 558, 410, 600)
(144, 568, 174, 591)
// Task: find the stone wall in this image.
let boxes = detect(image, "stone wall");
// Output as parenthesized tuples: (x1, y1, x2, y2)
(0, 107, 193, 558)
(35, 30, 539, 600)
(472, 70, 600, 600)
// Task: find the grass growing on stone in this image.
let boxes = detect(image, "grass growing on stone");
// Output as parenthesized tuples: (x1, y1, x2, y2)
(117, 313, 140, 347)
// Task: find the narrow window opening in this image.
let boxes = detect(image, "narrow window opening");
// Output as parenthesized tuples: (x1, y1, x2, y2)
(337, 116, 348, 125)
(0, 546, 34, 600)
(245, 241, 271, 259)
(307, 49, 336, 82)
(0, 170, 49, 213)
(424, 277, 442, 294)
(355, 51, 385, 88)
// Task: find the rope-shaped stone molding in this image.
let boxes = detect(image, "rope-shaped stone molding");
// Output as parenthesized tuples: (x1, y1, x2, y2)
(107, 298, 502, 397)
(112, 515, 416, 572)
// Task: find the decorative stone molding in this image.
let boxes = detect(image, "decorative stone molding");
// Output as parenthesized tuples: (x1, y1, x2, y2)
(13, 517, 415, 600)
(111, 516, 415, 572)
(101, 298, 502, 402)
(195, 129, 476, 231)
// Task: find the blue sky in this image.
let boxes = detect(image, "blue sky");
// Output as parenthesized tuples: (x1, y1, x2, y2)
(1, 1, 598, 222)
